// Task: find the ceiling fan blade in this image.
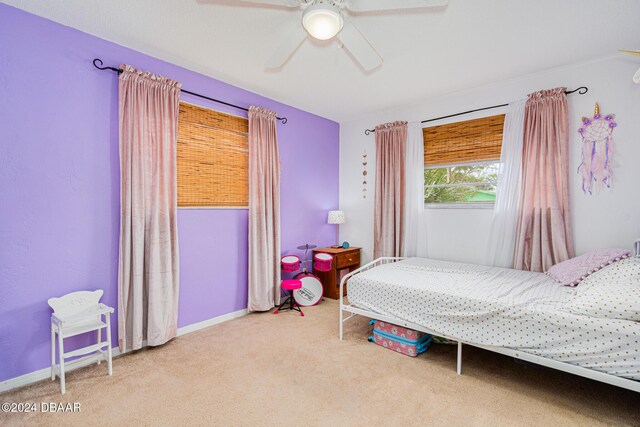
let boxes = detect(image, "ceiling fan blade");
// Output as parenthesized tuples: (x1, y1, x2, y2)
(265, 24, 308, 69)
(199, 0, 300, 7)
(336, 20, 382, 71)
(345, 0, 448, 12)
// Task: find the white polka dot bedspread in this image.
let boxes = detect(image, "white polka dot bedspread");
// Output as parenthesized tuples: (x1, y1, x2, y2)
(347, 257, 640, 380)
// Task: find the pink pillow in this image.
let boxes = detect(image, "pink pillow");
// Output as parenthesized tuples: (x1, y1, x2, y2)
(546, 248, 631, 286)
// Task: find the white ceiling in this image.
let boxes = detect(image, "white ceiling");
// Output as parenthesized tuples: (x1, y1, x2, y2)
(4, 0, 640, 122)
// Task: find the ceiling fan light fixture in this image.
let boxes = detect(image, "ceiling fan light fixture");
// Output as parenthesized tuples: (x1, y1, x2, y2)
(302, 4, 343, 40)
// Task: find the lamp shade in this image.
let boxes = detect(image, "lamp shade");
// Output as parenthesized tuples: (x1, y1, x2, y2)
(327, 210, 345, 225)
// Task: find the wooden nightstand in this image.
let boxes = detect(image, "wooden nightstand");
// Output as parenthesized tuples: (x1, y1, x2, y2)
(312, 247, 361, 300)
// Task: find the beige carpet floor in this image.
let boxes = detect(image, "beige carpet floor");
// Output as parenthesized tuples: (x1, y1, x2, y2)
(1, 299, 639, 426)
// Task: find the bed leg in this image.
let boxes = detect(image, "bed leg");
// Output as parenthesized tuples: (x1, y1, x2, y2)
(457, 341, 462, 375)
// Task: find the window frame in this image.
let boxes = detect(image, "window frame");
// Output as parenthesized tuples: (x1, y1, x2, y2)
(423, 159, 499, 210)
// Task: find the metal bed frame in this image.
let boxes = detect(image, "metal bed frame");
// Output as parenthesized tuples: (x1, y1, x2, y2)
(339, 257, 640, 393)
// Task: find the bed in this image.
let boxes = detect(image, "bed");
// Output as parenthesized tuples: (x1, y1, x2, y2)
(339, 256, 640, 392)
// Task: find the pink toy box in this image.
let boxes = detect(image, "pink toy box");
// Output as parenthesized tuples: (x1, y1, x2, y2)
(368, 320, 431, 357)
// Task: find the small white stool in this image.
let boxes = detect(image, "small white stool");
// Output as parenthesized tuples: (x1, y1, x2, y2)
(48, 290, 114, 394)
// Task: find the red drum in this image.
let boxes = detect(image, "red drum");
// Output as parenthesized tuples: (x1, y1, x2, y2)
(313, 253, 333, 272)
(293, 273, 324, 306)
(281, 255, 301, 273)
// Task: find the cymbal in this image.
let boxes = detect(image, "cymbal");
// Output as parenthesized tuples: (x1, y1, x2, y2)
(296, 243, 317, 250)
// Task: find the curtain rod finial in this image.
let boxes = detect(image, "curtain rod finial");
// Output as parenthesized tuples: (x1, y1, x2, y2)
(93, 58, 122, 74)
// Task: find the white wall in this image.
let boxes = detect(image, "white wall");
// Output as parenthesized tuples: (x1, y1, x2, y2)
(339, 55, 640, 265)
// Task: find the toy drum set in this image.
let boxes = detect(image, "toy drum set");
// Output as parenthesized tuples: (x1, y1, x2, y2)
(313, 253, 333, 271)
(281, 255, 300, 273)
(274, 244, 333, 314)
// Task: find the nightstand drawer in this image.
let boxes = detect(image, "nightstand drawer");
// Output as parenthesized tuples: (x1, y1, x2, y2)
(335, 251, 360, 269)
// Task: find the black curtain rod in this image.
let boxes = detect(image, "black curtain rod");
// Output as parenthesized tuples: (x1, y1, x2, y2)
(363, 86, 589, 135)
(92, 58, 288, 124)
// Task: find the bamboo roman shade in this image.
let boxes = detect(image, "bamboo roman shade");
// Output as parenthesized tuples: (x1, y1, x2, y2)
(177, 102, 248, 207)
(423, 114, 505, 166)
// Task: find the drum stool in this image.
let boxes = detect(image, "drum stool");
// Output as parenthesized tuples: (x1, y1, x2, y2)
(274, 279, 304, 316)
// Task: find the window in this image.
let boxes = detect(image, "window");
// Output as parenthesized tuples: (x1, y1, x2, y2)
(423, 114, 504, 206)
(424, 162, 499, 204)
(177, 102, 248, 207)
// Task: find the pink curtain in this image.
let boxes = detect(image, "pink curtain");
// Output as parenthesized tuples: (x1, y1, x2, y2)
(374, 121, 407, 259)
(247, 106, 281, 312)
(513, 88, 574, 272)
(117, 65, 181, 351)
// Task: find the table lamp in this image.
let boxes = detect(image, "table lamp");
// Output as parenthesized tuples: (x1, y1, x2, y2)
(327, 210, 345, 247)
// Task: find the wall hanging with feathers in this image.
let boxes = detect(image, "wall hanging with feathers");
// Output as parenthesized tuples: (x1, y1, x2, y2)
(577, 103, 617, 194)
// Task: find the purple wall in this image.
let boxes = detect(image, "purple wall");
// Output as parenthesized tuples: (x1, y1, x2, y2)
(0, 4, 339, 382)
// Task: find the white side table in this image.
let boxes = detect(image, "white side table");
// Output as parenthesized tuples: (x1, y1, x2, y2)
(48, 290, 114, 394)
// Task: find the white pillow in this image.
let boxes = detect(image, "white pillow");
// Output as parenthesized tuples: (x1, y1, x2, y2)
(567, 258, 640, 322)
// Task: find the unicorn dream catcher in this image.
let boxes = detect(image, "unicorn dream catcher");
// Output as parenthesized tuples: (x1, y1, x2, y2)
(577, 103, 617, 194)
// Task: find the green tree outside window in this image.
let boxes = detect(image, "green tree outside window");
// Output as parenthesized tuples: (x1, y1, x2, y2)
(424, 163, 498, 204)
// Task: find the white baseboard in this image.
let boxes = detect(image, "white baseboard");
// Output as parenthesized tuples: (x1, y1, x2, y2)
(0, 308, 247, 394)
(177, 308, 247, 336)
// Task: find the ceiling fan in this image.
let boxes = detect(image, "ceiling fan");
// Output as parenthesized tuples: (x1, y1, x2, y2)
(207, 0, 449, 71)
